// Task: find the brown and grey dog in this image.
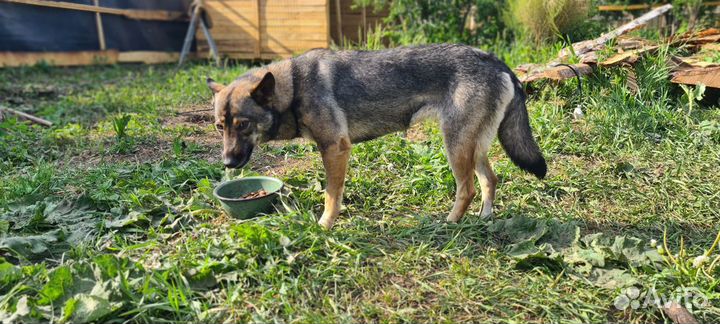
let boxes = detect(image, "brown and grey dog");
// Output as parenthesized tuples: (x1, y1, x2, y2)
(207, 44, 546, 229)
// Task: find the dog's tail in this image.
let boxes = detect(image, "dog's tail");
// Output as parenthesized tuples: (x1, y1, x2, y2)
(497, 78, 547, 179)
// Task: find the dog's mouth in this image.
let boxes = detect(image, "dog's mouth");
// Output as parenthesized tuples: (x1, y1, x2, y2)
(223, 144, 254, 169)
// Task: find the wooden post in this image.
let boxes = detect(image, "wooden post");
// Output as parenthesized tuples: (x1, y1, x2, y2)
(334, 0, 342, 45)
(361, 5, 367, 43)
(178, 3, 201, 67)
(199, 16, 220, 66)
(93, 0, 106, 50)
(254, 0, 262, 58)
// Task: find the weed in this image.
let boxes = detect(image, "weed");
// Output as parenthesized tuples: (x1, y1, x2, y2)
(112, 114, 132, 141)
(680, 83, 706, 127)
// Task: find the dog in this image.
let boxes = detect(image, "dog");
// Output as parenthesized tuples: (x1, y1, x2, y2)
(207, 44, 546, 229)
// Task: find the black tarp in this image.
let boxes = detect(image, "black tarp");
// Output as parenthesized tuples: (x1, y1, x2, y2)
(0, 0, 192, 52)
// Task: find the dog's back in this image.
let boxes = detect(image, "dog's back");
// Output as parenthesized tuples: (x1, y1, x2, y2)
(291, 45, 515, 141)
(290, 44, 544, 180)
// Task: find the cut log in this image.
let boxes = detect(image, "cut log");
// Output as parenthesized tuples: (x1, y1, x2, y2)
(558, 4, 672, 61)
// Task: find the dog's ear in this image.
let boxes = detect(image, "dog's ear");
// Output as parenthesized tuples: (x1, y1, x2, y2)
(206, 77, 225, 94)
(251, 72, 275, 106)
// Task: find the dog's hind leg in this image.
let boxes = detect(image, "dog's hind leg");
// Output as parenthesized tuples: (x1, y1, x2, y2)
(443, 133, 477, 223)
(318, 136, 352, 230)
(475, 152, 498, 218)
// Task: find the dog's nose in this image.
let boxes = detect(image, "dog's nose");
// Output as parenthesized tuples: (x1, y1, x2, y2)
(223, 157, 241, 169)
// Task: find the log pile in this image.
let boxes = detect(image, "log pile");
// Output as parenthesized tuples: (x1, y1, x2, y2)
(515, 4, 720, 89)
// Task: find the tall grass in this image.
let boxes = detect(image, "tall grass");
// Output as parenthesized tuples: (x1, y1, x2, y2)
(505, 0, 592, 43)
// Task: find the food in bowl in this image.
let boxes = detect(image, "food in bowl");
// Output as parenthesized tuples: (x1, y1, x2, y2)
(240, 189, 268, 200)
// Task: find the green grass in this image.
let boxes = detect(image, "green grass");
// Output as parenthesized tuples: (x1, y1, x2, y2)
(1, 42, 719, 323)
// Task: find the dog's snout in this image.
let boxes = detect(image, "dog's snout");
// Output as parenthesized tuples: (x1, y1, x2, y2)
(223, 156, 241, 169)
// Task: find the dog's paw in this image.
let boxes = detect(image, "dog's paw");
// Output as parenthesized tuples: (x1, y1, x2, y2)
(480, 205, 494, 219)
(480, 210, 494, 222)
(446, 214, 462, 223)
(318, 214, 335, 230)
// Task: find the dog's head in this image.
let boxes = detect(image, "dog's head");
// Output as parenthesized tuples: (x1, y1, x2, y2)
(207, 72, 276, 169)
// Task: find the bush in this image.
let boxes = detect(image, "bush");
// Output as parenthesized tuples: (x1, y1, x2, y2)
(504, 0, 593, 43)
(356, 0, 507, 46)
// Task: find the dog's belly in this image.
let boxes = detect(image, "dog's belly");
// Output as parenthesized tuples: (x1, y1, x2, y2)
(344, 101, 438, 143)
(409, 105, 439, 125)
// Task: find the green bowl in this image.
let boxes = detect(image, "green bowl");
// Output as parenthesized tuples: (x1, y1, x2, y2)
(213, 176, 284, 219)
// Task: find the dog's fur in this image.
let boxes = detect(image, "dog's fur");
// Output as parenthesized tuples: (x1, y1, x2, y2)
(207, 44, 546, 229)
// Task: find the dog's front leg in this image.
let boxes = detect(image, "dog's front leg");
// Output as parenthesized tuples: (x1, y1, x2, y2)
(318, 137, 351, 230)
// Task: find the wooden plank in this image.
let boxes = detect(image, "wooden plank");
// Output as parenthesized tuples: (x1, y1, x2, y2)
(204, 12, 327, 23)
(197, 24, 327, 34)
(118, 51, 182, 64)
(1, 0, 186, 21)
(672, 67, 720, 89)
(518, 64, 593, 83)
(702, 43, 720, 51)
(599, 2, 719, 11)
(0, 51, 119, 67)
(260, 20, 328, 27)
(598, 4, 653, 11)
(264, 0, 325, 5)
(259, 12, 327, 19)
(208, 4, 326, 13)
(223, 52, 293, 60)
(0, 108, 53, 127)
(204, 0, 325, 6)
(261, 39, 328, 47)
(0, 51, 188, 67)
(199, 32, 327, 42)
(200, 0, 330, 60)
(599, 46, 659, 67)
(254, 0, 261, 58)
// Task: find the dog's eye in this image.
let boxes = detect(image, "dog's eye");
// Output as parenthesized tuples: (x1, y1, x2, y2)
(214, 123, 224, 134)
(236, 120, 250, 130)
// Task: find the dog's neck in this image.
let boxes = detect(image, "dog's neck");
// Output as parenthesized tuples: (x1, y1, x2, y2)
(265, 59, 300, 140)
(270, 107, 299, 140)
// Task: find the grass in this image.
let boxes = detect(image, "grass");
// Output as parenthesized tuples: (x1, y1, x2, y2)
(1, 39, 719, 323)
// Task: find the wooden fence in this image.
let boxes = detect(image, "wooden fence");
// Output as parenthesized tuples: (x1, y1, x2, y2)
(0, 0, 189, 67)
(196, 0, 330, 60)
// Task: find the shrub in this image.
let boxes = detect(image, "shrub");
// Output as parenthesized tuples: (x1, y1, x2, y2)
(356, 0, 507, 46)
(505, 0, 592, 43)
